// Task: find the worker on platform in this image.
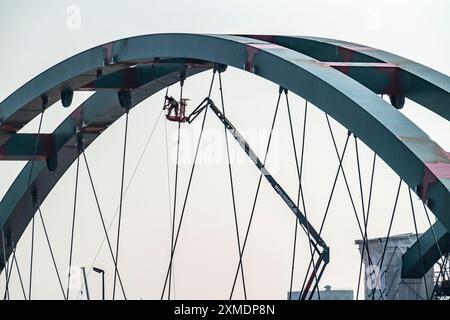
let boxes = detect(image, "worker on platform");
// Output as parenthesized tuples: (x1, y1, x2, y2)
(164, 96, 179, 116)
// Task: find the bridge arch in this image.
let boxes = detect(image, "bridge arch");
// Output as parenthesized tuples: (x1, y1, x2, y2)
(0, 34, 448, 280)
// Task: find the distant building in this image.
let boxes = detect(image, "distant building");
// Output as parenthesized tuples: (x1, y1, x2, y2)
(288, 285, 354, 300)
(355, 233, 435, 300)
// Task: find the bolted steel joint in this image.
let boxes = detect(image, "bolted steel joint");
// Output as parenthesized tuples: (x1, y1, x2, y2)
(41, 94, 49, 111)
(46, 154, 58, 172)
(389, 94, 405, 109)
(180, 70, 187, 87)
(118, 90, 132, 112)
(31, 189, 39, 209)
(214, 63, 228, 73)
(61, 89, 74, 108)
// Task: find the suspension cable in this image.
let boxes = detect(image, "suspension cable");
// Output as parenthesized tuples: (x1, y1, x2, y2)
(289, 98, 313, 299)
(66, 155, 80, 299)
(229, 88, 282, 299)
(371, 178, 402, 299)
(422, 203, 449, 279)
(112, 106, 130, 300)
(37, 207, 66, 299)
(319, 132, 350, 235)
(289, 217, 299, 300)
(300, 114, 367, 297)
(355, 137, 367, 227)
(366, 153, 376, 221)
(408, 188, 430, 299)
(324, 116, 365, 238)
(161, 70, 216, 299)
(28, 216, 35, 300)
(327, 120, 378, 278)
(296, 100, 321, 300)
(81, 149, 127, 299)
(26, 109, 45, 300)
(298, 123, 350, 297)
(354, 138, 370, 242)
(3, 244, 27, 300)
(432, 254, 449, 298)
(218, 70, 247, 299)
(405, 282, 426, 300)
(379, 246, 401, 299)
(13, 248, 27, 299)
(5, 249, 15, 299)
(354, 138, 375, 299)
(431, 259, 445, 299)
(2, 229, 10, 299)
(75, 107, 163, 300)
(168, 83, 183, 301)
(164, 88, 176, 299)
(363, 152, 377, 299)
(284, 94, 319, 300)
(3, 247, 14, 300)
(306, 115, 376, 299)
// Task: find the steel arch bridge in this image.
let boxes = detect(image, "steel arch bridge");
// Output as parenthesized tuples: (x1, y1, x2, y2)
(0, 33, 449, 299)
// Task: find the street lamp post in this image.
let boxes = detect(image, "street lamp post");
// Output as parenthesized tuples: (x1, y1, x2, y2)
(81, 267, 90, 300)
(93, 267, 105, 300)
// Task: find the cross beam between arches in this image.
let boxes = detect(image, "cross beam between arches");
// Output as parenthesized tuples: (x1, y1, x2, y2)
(0, 34, 448, 280)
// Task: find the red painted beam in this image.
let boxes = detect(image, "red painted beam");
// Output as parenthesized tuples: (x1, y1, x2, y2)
(0, 133, 55, 160)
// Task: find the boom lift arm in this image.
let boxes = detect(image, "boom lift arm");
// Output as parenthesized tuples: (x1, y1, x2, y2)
(187, 97, 330, 299)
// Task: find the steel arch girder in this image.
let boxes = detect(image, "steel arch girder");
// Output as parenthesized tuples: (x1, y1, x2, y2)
(241, 35, 450, 278)
(402, 222, 450, 278)
(0, 46, 125, 131)
(0, 34, 449, 277)
(0, 64, 210, 269)
(242, 35, 450, 122)
(304, 36, 450, 121)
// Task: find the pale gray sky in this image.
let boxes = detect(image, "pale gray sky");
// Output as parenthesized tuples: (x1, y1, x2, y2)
(0, 0, 449, 299)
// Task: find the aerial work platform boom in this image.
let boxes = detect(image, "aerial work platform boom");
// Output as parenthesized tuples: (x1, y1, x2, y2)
(185, 97, 329, 299)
